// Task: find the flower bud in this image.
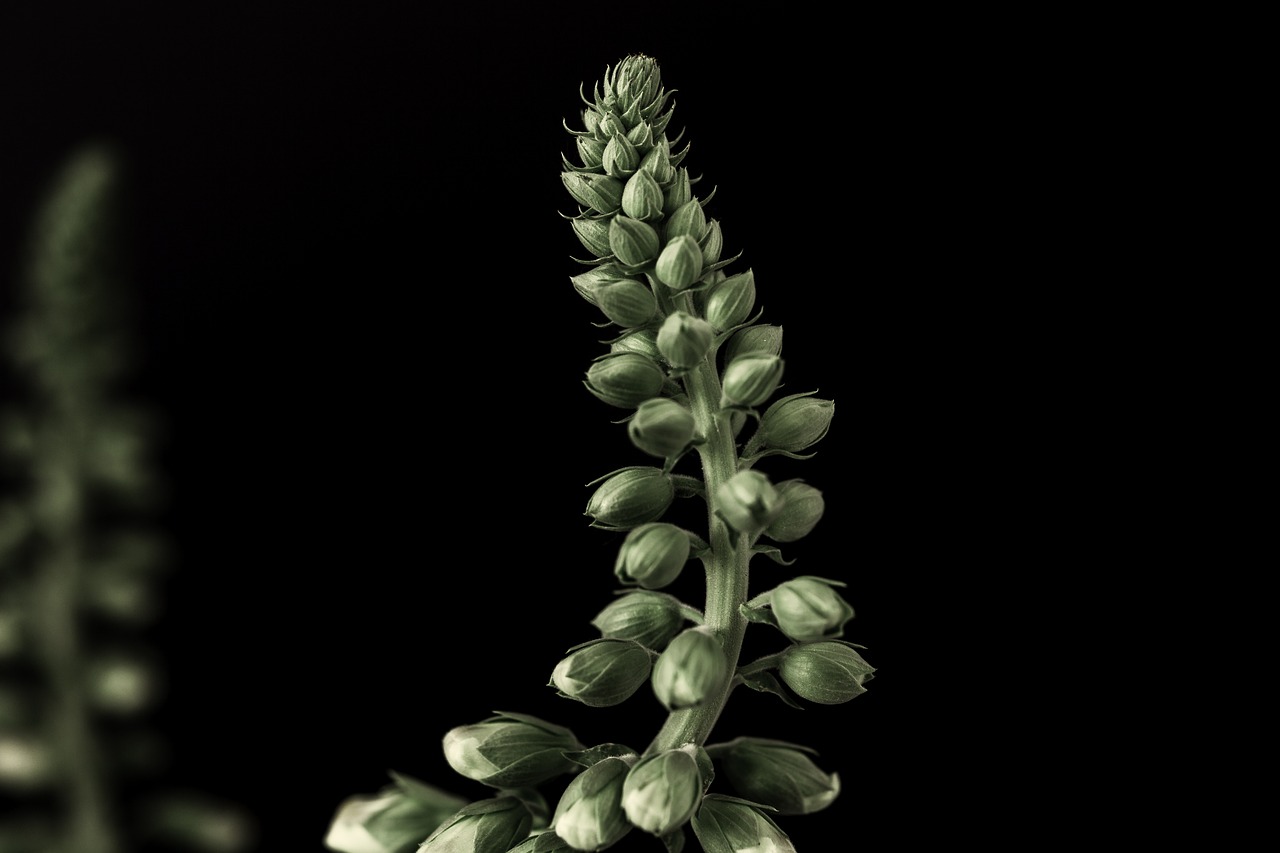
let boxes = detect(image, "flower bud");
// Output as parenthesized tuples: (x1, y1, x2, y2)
(562, 172, 623, 214)
(442, 712, 582, 788)
(601, 134, 640, 178)
(653, 234, 703, 291)
(621, 169, 664, 221)
(663, 168, 692, 215)
(651, 627, 728, 711)
(628, 397, 695, 458)
(551, 756, 633, 851)
(716, 737, 841, 815)
(610, 327, 661, 361)
(584, 351, 665, 409)
(507, 833, 575, 852)
(585, 466, 675, 530)
(691, 795, 796, 853)
(638, 138, 673, 183)
(770, 577, 854, 642)
(778, 640, 875, 705)
(723, 323, 783, 364)
(608, 54, 663, 113)
(569, 264, 629, 306)
(715, 470, 783, 536)
(699, 219, 723, 265)
(621, 746, 705, 836)
(758, 391, 834, 453)
(614, 521, 691, 589)
(550, 638, 653, 707)
(663, 198, 706, 242)
(704, 268, 756, 332)
(655, 311, 714, 369)
(608, 215, 660, 266)
(720, 352, 784, 408)
(763, 479, 825, 543)
(420, 796, 533, 853)
(323, 772, 468, 853)
(570, 216, 612, 258)
(596, 279, 657, 328)
(625, 120, 652, 148)
(575, 135, 606, 170)
(590, 591, 685, 650)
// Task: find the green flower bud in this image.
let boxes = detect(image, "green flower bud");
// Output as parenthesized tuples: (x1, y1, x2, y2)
(614, 521, 691, 589)
(575, 135, 606, 170)
(584, 351, 665, 408)
(664, 198, 706, 242)
(720, 353, 784, 408)
(570, 216, 612, 259)
(610, 327, 662, 361)
(442, 712, 582, 788)
(585, 466, 675, 530)
(608, 215, 660, 266)
(758, 391, 834, 453)
(621, 746, 705, 836)
(601, 134, 640, 178)
(699, 219, 723, 265)
(716, 737, 841, 815)
(716, 469, 783, 536)
(770, 577, 855, 642)
(551, 756, 634, 851)
(590, 591, 686, 650)
(625, 120, 652, 148)
(704, 268, 756, 332)
(621, 169, 664, 221)
(653, 234, 703, 291)
(778, 640, 876, 705)
(763, 479, 825, 543)
(323, 773, 468, 853)
(628, 397, 695, 458)
(656, 311, 714, 369)
(691, 795, 796, 853)
(651, 627, 728, 711)
(638, 138, 673, 183)
(596, 279, 657, 328)
(597, 111, 626, 138)
(723, 323, 783, 364)
(608, 54, 663, 114)
(420, 796, 533, 853)
(663, 168, 692, 215)
(562, 172, 623, 214)
(569, 263, 629, 306)
(550, 638, 653, 707)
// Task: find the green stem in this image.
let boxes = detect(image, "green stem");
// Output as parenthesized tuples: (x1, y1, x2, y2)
(645, 291, 749, 755)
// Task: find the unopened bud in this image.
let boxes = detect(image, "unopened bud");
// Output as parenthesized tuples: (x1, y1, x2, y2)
(758, 391, 834, 453)
(720, 353, 784, 408)
(763, 479, 825, 543)
(723, 323, 783, 364)
(551, 756, 634, 851)
(614, 521, 691, 589)
(420, 796, 533, 852)
(778, 640, 875, 705)
(716, 470, 783, 536)
(571, 216, 612, 258)
(621, 169, 664, 221)
(638, 138, 674, 183)
(585, 466, 675, 530)
(596, 279, 657, 328)
(691, 795, 796, 853)
(621, 746, 705, 836)
(699, 219, 723, 265)
(608, 215, 660, 266)
(323, 772, 468, 853)
(663, 198, 706, 242)
(653, 234, 703, 291)
(704, 269, 756, 331)
(551, 638, 653, 707)
(610, 327, 662, 361)
(584, 351, 665, 408)
(716, 737, 840, 815)
(590, 591, 686, 650)
(628, 397, 695, 458)
(656, 311, 714, 369)
(441, 712, 582, 788)
(602, 135, 640, 178)
(663, 168, 692, 215)
(562, 172, 623, 214)
(576, 135, 606, 170)
(651, 627, 728, 711)
(770, 577, 855, 642)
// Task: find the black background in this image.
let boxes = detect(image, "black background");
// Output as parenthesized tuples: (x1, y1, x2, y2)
(0, 3, 1117, 850)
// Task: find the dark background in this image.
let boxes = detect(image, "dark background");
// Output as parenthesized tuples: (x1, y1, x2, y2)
(0, 4, 1123, 850)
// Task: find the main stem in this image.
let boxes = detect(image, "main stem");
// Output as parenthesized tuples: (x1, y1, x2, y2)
(646, 292, 749, 755)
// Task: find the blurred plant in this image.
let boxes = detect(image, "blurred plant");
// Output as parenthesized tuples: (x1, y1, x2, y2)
(0, 144, 254, 852)
(324, 54, 875, 852)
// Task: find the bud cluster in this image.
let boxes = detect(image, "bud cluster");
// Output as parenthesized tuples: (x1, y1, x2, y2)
(324, 53, 875, 853)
